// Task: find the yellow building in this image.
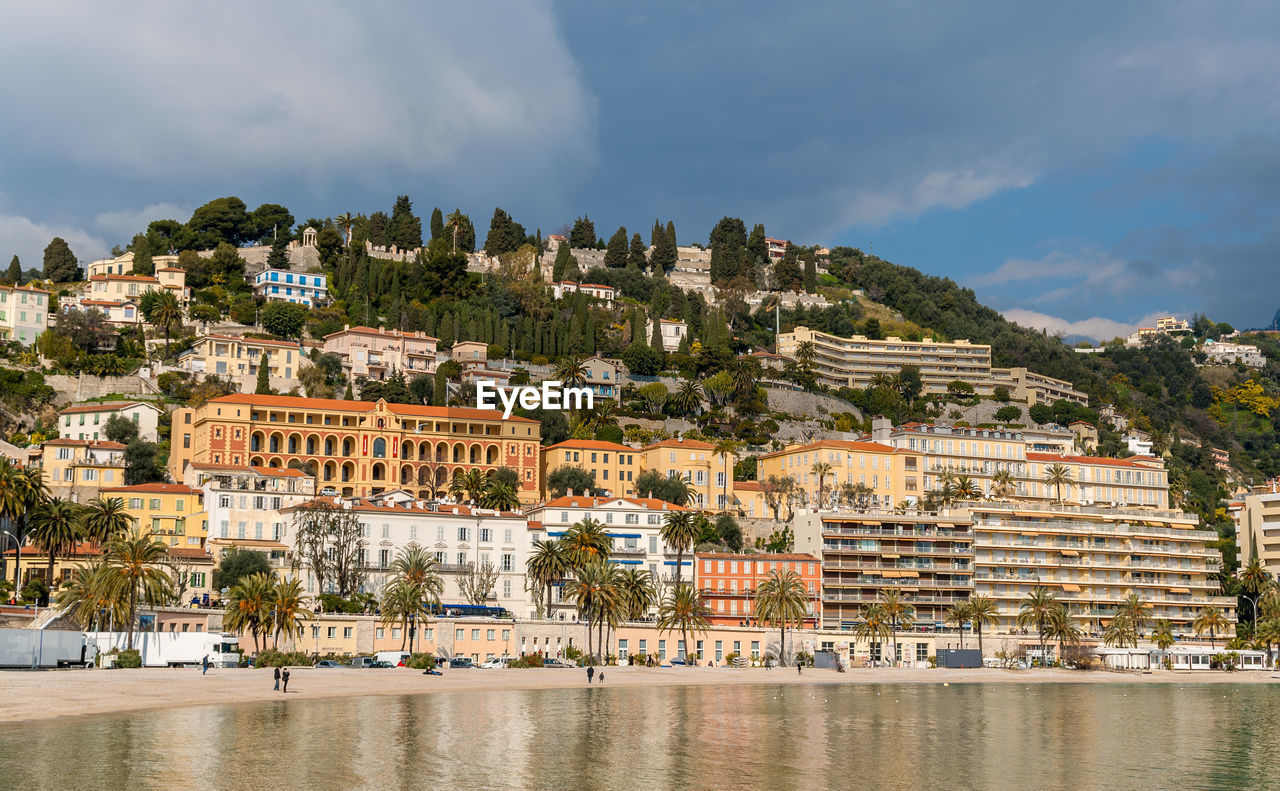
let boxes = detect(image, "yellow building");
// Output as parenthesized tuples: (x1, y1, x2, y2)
(177, 334, 306, 383)
(41, 439, 127, 502)
(540, 439, 640, 498)
(100, 483, 208, 548)
(638, 438, 736, 511)
(757, 439, 920, 511)
(3, 542, 213, 602)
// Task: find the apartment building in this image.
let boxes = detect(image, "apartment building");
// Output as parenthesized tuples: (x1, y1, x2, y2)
(40, 439, 126, 502)
(765, 238, 788, 260)
(581, 355, 623, 401)
(645, 318, 688, 352)
(251, 268, 328, 307)
(86, 271, 189, 308)
(794, 512, 973, 631)
(85, 251, 180, 278)
(757, 439, 920, 510)
(58, 401, 163, 443)
(990, 367, 1087, 406)
(179, 333, 305, 381)
(62, 298, 142, 326)
(0, 284, 50, 345)
(322, 325, 439, 381)
(281, 492, 533, 615)
(528, 495, 697, 616)
(540, 439, 639, 498)
(1025, 452, 1169, 509)
(1201, 340, 1265, 367)
(186, 463, 317, 570)
(551, 281, 615, 306)
(180, 393, 542, 503)
(638, 438, 735, 511)
(694, 552, 821, 627)
(1126, 316, 1192, 346)
(100, 483, 207, 548)
(1235, 485, 1280, 577)
(963, 501, 1232, 639)
(875, 421, 1032, 499)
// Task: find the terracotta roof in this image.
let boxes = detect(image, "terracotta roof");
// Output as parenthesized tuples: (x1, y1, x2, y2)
(539, 495, 691, 512)
(166, 547, 213, 560)
(0, 284, 51, 294)
(203, 393, 537, 423)
(156, 267, 186, 273)
(44, 439, 126, 449)
(281, 497, 522, 517)
(4, 541, 104, 558)
(734, 481, 761, 491)
(101, 483, 202, 495)
(1027, 452, 1161, 469)
(543, 439, 632, 452)
(694, 552, 818, 562)
(324, 325, 439, 341)
(199, 334, 300, 348)
(760, 439, 905, 459)
(90, 274, 160, 283)
(58, 401, 150, 415)
(640, 438, 717, 452)
(78, 299, 132, 307)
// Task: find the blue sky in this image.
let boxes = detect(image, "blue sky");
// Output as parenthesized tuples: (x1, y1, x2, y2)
(2, 1, 1279, 338)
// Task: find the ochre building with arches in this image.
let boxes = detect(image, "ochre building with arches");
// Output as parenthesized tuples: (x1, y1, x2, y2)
(170, 394, 542, 504)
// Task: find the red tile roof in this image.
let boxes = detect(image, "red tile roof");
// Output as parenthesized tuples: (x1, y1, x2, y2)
(90, 274, 160, 283)
(166, 546, 213, 560)
(759, 439, 905, 459)
(204, 394, 536, 423)
(641, 438, 717, 452)
(58, 402, 150, 415)
(200, 334, 300, 348)
(543, 439, 632, 452)
(540, 495, 691, 511)
(324, 325, 439, 341)
(44, 439, 126, 449)
(101, 483, 202, 495)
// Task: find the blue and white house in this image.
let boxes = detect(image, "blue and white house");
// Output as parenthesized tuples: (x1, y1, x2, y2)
(252, 268, 328, 307)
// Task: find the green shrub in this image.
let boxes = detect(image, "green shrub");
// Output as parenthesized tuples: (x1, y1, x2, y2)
(116, 648, 142, 668)
(254, 649, 312, 667)
(509, 654, 544, 668)
(406, 653, 437, 670)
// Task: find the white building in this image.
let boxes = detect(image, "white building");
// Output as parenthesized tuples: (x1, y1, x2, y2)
(1201, 340, 1265, 368)
(527, 495, 696, 618)
(282, 492, 536, 616)
(58, 401, 163, 443)
(645, 318, 688, 352)
(188, 463, 318, 572)
(252, 268, 328, 307)
(551, 281, 615, 307)
(0, 284, 50, 345)
(62, 298, 143, 326)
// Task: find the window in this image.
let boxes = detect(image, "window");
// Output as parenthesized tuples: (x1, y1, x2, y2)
(130, 497, 143, 509)
(917, 643, 928, 663)
(328, 627, 337, 638)
(456, 629, 465, 640)
(344, 627, 353, 638)
(480, 528, 492, 543)
(487, 629, 495, 640)
(502, 579, 511, 597)
(504, 528, 512, 543)
(458, 527, 470, 541)
(472, 629, 480, 640)
(376, 628, 385, 639)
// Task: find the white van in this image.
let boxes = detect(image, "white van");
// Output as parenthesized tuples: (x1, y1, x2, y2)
(480, 656, 516, 669)
(375, 651, 411, 667)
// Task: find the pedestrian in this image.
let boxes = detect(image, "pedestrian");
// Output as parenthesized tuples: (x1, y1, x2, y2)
(797, 662, 803, 676)
(586, 665, 595, 684)
(282, 667, 290, 693)
(598, 670, 604, 684)
(273, 665, 281, 691)
(202, 654, 209, 675)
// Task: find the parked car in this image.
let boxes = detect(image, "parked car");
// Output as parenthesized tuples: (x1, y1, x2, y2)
(314, 659, 341, 668)
(668, 659, 688, 666)
(448, 657, 474, 669)
(541, 658, 574, 668)
(370, 660, 394, 668)
(319, 487, 338, 496)
(480, 656, 516, 669)
(348, 657, 376, 669)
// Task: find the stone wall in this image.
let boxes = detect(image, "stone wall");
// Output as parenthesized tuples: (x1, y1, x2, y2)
(45, 373, 153, 403)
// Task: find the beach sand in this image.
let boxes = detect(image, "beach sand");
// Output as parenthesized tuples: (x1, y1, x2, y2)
(2, 664, 1277, 724)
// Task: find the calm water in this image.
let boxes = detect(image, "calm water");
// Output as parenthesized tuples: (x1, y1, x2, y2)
(2, 682, 1279, 790)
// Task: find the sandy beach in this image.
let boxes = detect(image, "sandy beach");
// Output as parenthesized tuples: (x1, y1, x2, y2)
(2, 664, 1277, 725)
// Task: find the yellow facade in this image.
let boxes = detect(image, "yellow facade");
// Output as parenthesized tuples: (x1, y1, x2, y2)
(540, 439, 640, 498)
(178, 334, 305, 380)
(101, 483, 208, 548)
(40, 439, 127, 502)
(757, 440, 919, 510)
(638, 438, 736, 511)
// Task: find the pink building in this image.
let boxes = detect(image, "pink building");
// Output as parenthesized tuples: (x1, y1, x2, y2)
(322, 325, 439, 381)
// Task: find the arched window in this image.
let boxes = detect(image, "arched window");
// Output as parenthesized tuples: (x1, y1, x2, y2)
(373, 438, 387, 458)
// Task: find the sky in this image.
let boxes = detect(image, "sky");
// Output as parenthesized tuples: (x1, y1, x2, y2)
(2, 1, 1280, 339)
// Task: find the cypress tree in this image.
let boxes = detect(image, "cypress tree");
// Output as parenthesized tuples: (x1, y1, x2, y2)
(255, 354, 272, 394)
(343, 382, 354, 400)
(802, 251, 817, 292)
(650, 317, 663, 349)
(430, 207, 445, 242)
(388, 195, 423, 250)
(604, 226, 628, 269)
(42, 236, 79, 282)
(628, 233, 648, 270)
(266, 235, 289, 270)
(552, 242, 575, 282)
(4, 255, 19, 284)
(651, 221, 677, 274)
(665, 221, 676, 250)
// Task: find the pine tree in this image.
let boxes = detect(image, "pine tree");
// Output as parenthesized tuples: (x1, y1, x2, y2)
(42, 237, 79, 282)
(388, 195, 422, 250)
(430, 207, 445, 242)
(255, 354, 272, 394)
(708, 217, 747, 286)
(484, 207, 526, 256)
(628, 233, 648, 270)
(569, 216, 596, 249)
(604, 226, 628, 269)
(266, 235, 289, 270)
(130, 234, 154, 276)
(3, 255, 19, 285)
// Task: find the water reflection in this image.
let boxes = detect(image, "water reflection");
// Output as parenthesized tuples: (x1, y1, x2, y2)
(2, 683, 1278, 790)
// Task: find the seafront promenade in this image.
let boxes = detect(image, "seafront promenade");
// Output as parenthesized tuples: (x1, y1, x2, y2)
(4, 665, 1276, 724)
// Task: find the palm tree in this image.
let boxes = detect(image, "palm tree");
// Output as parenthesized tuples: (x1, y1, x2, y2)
(672, 379, 704, 417)
(57, 558, 126, 631)
(712, 439, 738, 511)
(1151, 619, 1176, 651)
(1255, 617, 1280, 669)
(657, 583, 709, 664)
(990, 469, 1017, 500)
(1043, 463, 1073, 503)
(660, 511, 700, 586)
(382, 579, 428, 651)
(951, 474, 981, 501)
(853, 602, 892, 664)
(80, 497, 132, 548)
(568, 560, 621, 661)
(386, 546, 443, 650)
(0, 463, 48, 588)
(108, 530, 172, 650)
(1045, 604, 1083, 664)
(1192, 605, 1230, 649)
(480, 479, 520, 511)
(562, 517, 612, 569)
(968, 594, 1000, 658)
(879, 589, 915, 666)
(755, 569, 810, 666)
(946, 600, 973, 650)
(583, 400, 619, 435)
(27, 497, 83, 596)
(1103, 615, 1134, 648)
(1239, 558, 1272, 621)
(617, 567, 657, 621)
(1017, 586, 1058, 666)
(1116, 593, 1152, 647)
(810, 461, 833, 508)
(224, 571, 273, 654)
(335, 212, 354, 246)
(552, 357, 589, 388)
(526, 539, 571, 618)
(794, 340, 816, 372)
(271, 577, 311, 649)
(147, 290, 183, 358)
(445, 209, 467, 253)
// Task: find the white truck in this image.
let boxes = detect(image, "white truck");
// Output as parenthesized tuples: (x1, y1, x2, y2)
(87, 631, 241, 668)
(0, 628, 94, 668)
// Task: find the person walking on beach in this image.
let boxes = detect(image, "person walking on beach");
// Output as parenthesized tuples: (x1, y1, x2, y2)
(598, 670, 604, 684)
(587, 665, 595, 684)
(282, 667, 290, 693)
(274, 666, 281, 691)
(797, 662, 803, 676)
(202, 655, 209, 675)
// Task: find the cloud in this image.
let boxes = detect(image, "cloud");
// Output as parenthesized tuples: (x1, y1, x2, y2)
(1001, 309, 1160, 342)
(832, 166, 1036, 230)
(0, 211, 107, 272)
(94, 203, 193, 247)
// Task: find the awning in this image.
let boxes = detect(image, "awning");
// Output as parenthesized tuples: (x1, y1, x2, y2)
(898, 570, 920, 578)
(935, 522, 954, 528)
(1059, 549, 1078, 556)
(881, 554, 899, 559)
(880, 570, 901, 578)
(1020, 532, 1040, 537)
(1169, 587, 1191, 594)
(1061, 583, 1080, 592)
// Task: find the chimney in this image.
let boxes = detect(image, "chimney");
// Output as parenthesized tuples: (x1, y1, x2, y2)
(871, 416, 892, 443)
(567, 488, 574, 497)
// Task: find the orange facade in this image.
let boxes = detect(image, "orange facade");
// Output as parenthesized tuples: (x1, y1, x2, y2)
(186, 394, 542, 503)
(695, 553, 822, 627)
